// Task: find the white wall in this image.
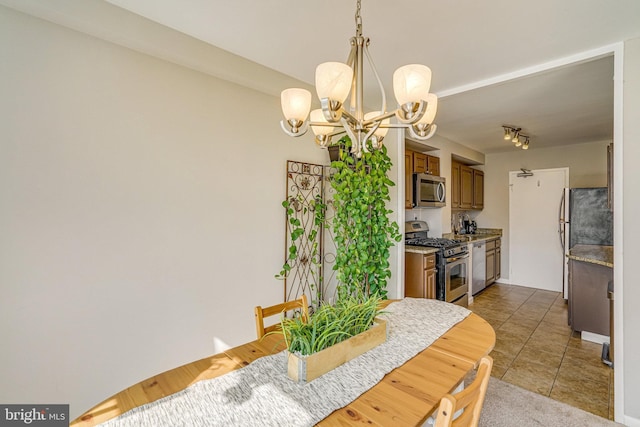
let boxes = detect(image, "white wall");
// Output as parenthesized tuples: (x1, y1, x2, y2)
(476, 140, 609, 281)
(0, 6, 329, 418)
(622, 36, 640, 424)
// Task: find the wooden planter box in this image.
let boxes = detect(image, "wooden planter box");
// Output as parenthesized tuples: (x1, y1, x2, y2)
(287, 318, 387, 383)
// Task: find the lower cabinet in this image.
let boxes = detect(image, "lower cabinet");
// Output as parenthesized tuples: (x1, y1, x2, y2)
(485, 238, 501, 286)
(568, 259, 612, 336)
(405, 252, 437, 299)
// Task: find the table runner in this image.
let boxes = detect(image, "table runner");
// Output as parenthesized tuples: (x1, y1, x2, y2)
(99, 298, 470, 427)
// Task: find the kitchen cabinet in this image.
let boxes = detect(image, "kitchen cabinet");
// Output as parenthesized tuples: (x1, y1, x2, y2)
(451, 162, 461, 208)
(405, 252, 437, 299)
(451, 160, 484, 210)
(413, 152, 427, 173)
(460, 164, 474, 209)
(473, 170, 484, 209)
(427, 155, 440, 176)
(405, 152, 413, 209)
(485, 238, 501, 285)
(407, 150, 440, 176)
(568, 258, 612, 336)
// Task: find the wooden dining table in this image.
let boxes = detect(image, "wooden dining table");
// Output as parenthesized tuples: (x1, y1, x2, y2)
(71, 303, 495, 426)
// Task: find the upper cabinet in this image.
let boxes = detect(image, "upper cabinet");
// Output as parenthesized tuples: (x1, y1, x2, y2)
(427, 156, 440, 177)
(473, 170, 484, 210)
(405, 152, 414, 209)
(409, 150, 440, 176)
(451, 160, 484, 210)
(406, 149, 441, 209)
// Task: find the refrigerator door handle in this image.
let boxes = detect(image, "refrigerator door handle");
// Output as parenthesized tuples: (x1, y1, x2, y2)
(558, 190, 566, 251)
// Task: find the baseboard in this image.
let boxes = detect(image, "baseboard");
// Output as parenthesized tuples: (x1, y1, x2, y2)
(581, 331, 609, 345)
(624, 415, 640, 426)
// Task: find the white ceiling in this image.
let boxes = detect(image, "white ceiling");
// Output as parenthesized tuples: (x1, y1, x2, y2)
(11, 0, 640, 153)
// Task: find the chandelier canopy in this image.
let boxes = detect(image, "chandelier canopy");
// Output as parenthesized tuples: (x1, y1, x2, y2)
(279, 0, 438, 157)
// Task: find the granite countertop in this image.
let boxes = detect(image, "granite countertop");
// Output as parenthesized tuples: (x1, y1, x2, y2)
(568, 244, 614, 268)
(405, 246, 439, 255)
(442, 228, 503, 243)
(457, 234, 501, 243)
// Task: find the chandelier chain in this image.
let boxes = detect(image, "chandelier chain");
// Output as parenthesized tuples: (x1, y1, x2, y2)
(355, 0, 362, 37)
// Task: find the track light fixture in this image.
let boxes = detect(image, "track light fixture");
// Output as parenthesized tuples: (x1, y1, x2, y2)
(502, 125, 531, 150)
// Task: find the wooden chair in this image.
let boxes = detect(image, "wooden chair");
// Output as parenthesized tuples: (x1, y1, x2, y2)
(434, 356, 493, 427)
(254, 294, 309, 339)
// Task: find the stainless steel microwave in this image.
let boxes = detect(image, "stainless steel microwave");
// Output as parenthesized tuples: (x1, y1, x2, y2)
(413, 173, 446, 208)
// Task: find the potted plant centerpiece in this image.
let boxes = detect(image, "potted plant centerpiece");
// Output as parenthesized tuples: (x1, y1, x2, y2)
(282, 292, 387, 382)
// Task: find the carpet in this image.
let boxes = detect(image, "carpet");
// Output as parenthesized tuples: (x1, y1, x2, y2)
(479, 377, 624, 427)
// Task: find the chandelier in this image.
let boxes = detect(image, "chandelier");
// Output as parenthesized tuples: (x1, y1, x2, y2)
(279, 0, 438, 158)
(502, 125, 531, 150)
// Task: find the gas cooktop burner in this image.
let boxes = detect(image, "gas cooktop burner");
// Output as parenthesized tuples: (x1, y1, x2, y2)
(405, 237, 464, 249)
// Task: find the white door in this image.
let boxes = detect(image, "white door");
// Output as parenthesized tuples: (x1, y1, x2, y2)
(509, 168, 569, 291)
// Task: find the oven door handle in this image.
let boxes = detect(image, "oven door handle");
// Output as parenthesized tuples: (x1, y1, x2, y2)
(445, 255, 469, 263)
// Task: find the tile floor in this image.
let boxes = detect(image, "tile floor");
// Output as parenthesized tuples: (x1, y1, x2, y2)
(469, 283, 614, 420)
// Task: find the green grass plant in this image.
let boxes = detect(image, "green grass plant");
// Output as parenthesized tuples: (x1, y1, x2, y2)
(280, 294, 383, 356)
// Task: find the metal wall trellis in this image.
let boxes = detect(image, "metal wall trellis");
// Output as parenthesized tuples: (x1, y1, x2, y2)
(283, 161, 338, 308)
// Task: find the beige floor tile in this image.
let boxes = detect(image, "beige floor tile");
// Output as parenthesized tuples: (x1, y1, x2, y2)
(492, 335, 526, 359)
(498, 320, 537, 338)
(550, 381, 609, 418)
(538, 319, 572, 336)
(524, 334, 567, 356)
(542, 312, 569, 326)
(489, 351, 515, 381)
(502, 315, 539, 329)
(502, 358, 557, 395)
(490, 365, 506, 379)
(557, 361, 609, 387)
(529, 328, 571, 346)
(567, 336, 602, 360)
(516, 344, 564, 368)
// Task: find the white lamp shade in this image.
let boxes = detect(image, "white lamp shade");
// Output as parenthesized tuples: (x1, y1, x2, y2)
(310, 109, 334, 136)
(364, 111, 390, 138)
(415, 93, 438, 125)
(393, 64, 432, 106)
(315, 62, 353, 103)
(281, 88, 311, 122)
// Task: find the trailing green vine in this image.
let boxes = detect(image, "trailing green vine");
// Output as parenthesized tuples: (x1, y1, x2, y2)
(277, 136, 400, 304)
(330, 136, 402, 300)
(276, 193, 326, 305)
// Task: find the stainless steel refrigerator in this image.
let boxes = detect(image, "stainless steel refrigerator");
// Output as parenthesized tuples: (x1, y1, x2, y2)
(559, 187, 613, 299)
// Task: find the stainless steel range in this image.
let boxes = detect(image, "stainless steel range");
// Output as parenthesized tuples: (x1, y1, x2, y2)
(405, 221, 469, 306)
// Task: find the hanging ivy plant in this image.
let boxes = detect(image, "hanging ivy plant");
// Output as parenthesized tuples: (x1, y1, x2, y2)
(277, 135, 400, 304)
(330, 135, 402, 300)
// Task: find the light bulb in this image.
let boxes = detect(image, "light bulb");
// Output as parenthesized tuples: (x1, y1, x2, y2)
(503, 127, 511, 140)
(393, 64, 432, 106)
(281, 88, 311, 122)
(315, 62, 353, 104)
